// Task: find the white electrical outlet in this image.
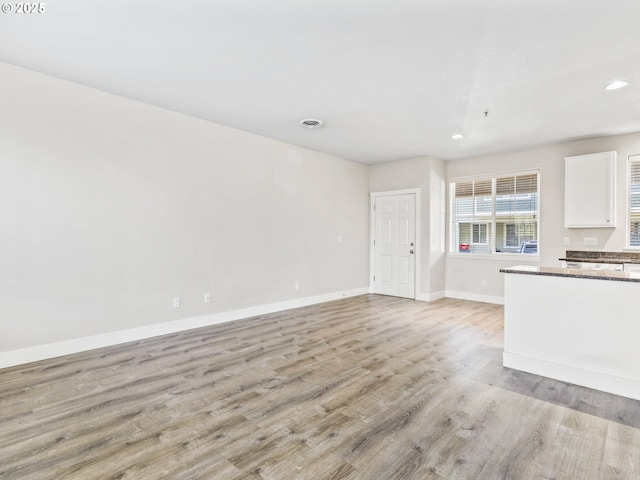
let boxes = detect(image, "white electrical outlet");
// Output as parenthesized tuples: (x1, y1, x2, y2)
(294, 282, 300, 290)
(481, 279, 488, 287)
(173, 297, 181, 308)
(583, 238, 598, 246)
(337, 235, 343, 243)
(564, 237, 571, 246)
(204, 293, 211, 303)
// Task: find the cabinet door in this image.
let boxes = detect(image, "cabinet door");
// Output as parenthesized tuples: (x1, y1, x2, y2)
(565, 151, 616, 228)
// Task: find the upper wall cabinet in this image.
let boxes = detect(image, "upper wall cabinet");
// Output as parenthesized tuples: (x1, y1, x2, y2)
(565, 151, 616, 228)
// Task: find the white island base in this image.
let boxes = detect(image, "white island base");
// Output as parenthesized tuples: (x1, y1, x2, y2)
(502, 266, 640, 401)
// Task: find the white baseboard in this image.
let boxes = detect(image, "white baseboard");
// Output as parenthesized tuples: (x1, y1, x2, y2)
(445, 290, 504, 305)
(427, 290, 446, 302)
(0, 287, 370, 370)
(503, 351, 640, 401)
(416, 290, 446, 302)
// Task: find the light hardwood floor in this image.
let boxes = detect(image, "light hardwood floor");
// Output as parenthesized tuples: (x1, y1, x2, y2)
(1, 295, 639, 479)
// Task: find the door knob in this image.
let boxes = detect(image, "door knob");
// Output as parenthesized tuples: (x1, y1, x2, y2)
(410, 250, 414, 254)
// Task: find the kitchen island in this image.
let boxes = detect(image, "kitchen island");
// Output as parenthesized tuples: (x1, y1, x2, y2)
(501, 265, 640, 400)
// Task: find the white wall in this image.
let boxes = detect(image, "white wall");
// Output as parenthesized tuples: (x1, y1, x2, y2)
(428, 158, 447, 296)
(0, 63, 370, 354)
(368, 156, 446, 300)
(445, 132, 640, 302)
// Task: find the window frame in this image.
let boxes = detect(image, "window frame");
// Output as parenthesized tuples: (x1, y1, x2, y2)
(449, 169, 541, 258)
(471, 223, 489, 245)
(504, 223, 519, 247)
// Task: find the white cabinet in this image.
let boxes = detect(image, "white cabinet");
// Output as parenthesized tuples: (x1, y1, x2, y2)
(564, 151, 616, 228)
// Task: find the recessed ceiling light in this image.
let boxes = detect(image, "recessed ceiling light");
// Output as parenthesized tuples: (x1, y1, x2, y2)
(451, 133, 464, 140)
(605, 80, 628, 90)
(300, 118, 323, 129)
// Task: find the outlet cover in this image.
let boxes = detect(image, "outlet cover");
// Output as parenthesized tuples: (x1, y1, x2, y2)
(583, 238, 598, 246)
(173, 297, 181, 308)
(204, 293, 211, 303)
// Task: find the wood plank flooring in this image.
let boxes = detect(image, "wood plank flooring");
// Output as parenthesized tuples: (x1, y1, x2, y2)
(1, 294, 639, 479)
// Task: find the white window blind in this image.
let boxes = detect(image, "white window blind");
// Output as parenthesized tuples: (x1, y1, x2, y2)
(629, 155, 640, 247)
(450, 171, 539, 254)
(452, 179, 494, 254)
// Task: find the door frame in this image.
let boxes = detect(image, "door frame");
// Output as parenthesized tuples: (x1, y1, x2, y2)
(369, 188, 421, 299)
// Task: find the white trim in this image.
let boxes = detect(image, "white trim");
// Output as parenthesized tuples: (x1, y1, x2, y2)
(369, 189, 421, 300)
(0, 287, 370, 370)
(415, 192, 422, 299)
(503, 352, 640, 401)
(370, 188, 422, 197)
(415, 293, 430, 302)
(428, 290, 446, 301)
(445, 290, 504, 305)
(416, 290, 446, 302)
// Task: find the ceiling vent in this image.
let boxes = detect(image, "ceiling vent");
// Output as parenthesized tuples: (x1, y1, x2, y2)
(300, 118, 324, 129)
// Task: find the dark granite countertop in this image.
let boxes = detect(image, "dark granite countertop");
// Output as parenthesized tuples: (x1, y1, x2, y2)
(558, 257, 640, 264)
(500, 265, 640, 282)
(559, 250, 640, 264)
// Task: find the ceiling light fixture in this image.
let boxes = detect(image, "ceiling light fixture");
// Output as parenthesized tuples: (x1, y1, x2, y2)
(605, 80, 628, 90)
(451, 133, 464, 140)
(300, 118, 324, 129)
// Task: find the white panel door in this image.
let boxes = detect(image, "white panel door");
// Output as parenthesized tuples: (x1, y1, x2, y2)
(374, 193, 416, 298)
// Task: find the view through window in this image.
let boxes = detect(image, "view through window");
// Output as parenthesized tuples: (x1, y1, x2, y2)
(450, 171, 539, 254)
(629, 155, 640, 247)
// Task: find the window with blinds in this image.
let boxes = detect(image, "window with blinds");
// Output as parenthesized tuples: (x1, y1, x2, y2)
(450, 171, 539, 254)
(629, 155, 640, 247)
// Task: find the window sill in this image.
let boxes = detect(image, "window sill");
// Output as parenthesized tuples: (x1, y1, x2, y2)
(448, 252, 541, 262)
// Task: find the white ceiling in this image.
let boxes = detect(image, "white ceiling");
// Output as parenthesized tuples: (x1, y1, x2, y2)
(1, 0, 640, 164)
